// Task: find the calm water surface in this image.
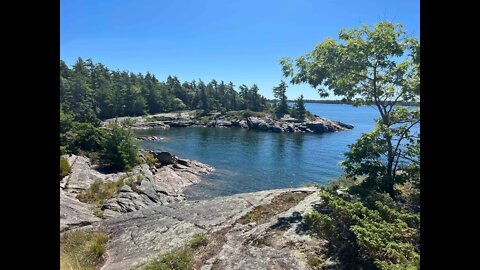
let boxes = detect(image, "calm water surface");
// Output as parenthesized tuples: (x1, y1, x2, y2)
(137, 104, 409, 199)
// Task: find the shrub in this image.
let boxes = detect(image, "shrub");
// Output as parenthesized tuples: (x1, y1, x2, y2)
(60, 230, 108, 270)
(303, 187, 420, 269)
(60, 156, 72, 180)
(99, 120, 140, 172)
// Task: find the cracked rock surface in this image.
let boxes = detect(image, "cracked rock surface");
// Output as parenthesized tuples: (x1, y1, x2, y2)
(60, 154, 214, 231)
(94, 187, 321, 270)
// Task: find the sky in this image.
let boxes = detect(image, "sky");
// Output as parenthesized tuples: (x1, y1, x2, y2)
(60, 0, 419, 100)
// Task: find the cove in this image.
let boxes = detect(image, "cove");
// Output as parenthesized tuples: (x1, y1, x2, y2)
(136, 104, 402, 200)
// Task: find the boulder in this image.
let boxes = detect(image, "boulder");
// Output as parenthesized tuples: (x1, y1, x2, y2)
(271, 124, 283, 133)
(239, 120, 248, 128)
(257, 121, 271, 131)
(151, 151, 177, 165)
(306, 122, 328, 132)
(60, 188, 101, 232)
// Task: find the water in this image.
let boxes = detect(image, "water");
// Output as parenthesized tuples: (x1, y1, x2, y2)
(136, 103, 415, 200)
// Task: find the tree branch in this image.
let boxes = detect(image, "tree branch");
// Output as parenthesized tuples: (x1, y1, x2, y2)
(393, 119, 420, 157)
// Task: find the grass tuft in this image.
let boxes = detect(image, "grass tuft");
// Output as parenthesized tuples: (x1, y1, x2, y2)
(60, 230, 108, 270)
(142, 248, 194, 270)
(188, 233, 209, 250)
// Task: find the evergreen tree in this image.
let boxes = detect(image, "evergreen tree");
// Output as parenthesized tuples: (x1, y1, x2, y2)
(273, 81, 289, 117)
(59, 58, 272, 120)
(100, 120, 140, 172)
(295, 95, 306, 120)
(198, 80, 209, 113)
(70, 58, 98, 123)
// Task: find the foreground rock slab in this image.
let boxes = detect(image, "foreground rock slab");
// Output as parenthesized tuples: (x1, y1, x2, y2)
(94, 187, 321, 270)
(60, 188, 101, 232)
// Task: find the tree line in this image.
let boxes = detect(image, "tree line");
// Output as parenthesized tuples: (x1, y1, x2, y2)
(60, 58, 309, 172)
(61, 58, 272, 123)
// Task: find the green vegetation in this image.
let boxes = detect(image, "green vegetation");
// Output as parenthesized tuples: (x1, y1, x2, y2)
(281, 21, 420, 269)
(61, 58, 272, 121)
(272, 81, 289, 117)
(142, 150, 159, 168)
(76, 173, 144, 218)
(141, 233, 209, 270)
(293, 94, 307, 120)
(76, 178, 125, 217)
(99, 120, 140, 172)
(142, 249, 194, 270)
(188, 233, 209, 250)
(60, 229, 109, 270)
(304, 186, 419, 269)
(281, 21, 419, 198)
(60, 156, 72, 180)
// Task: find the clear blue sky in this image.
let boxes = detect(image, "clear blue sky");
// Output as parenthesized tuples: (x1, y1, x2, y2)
(60, 0, 419, 100)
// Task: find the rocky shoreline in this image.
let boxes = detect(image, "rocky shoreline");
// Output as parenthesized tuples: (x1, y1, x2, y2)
(60, 150, 214, 231)
(60, 151, 329, 269)
(103, 110, 353, 133)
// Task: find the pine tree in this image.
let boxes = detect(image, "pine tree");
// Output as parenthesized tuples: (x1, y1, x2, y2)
(295, 94, 306, 120)
(273, 81, 289, 117)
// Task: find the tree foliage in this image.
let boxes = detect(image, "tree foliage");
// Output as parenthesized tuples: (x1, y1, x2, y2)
(60, 58, 272, 121)
(272, 81, 289, 117)
(280, 21, 420, 197)
(294, 94, 307, 120)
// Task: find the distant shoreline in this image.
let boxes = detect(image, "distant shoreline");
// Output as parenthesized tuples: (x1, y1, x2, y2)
(284, 100, 420, 106)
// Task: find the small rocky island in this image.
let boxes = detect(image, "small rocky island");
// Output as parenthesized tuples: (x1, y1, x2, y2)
(103, 110, 353, 134)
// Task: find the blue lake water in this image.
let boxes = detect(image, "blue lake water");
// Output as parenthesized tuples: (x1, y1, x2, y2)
(136, 103, 414, 200)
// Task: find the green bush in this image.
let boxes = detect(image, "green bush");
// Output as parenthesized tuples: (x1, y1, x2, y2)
(60, 156, 72, 180)
(99, 120, 140, 172)
(304, 187, 420, 269)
